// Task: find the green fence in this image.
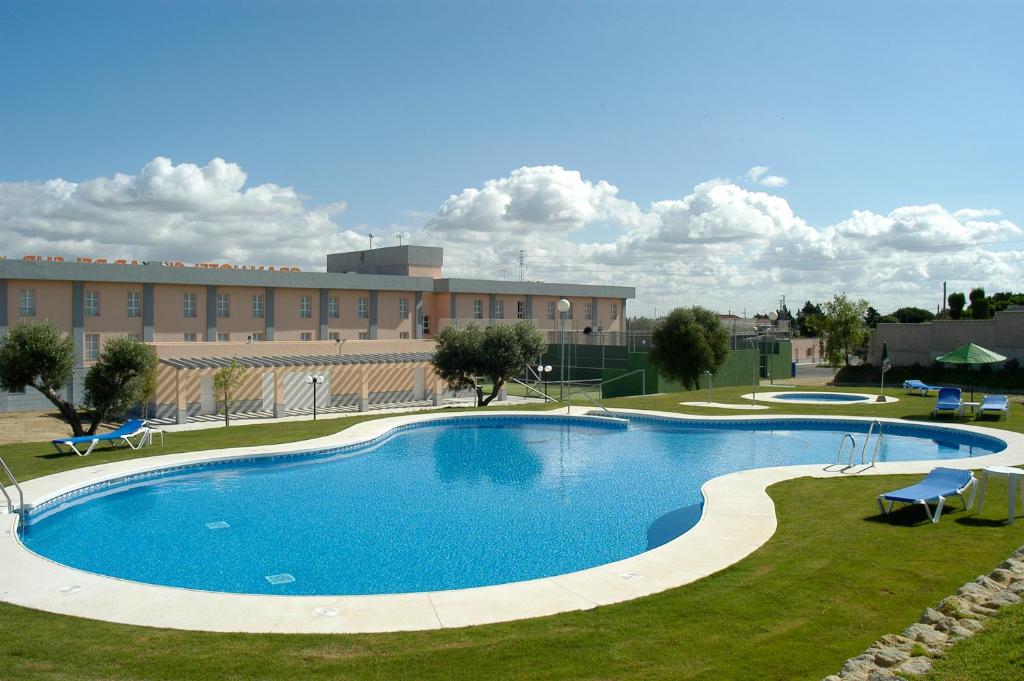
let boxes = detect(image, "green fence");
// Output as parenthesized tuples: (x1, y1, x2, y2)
(536, 341, 791, 399)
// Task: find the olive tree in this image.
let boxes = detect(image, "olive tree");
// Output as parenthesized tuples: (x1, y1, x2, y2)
(431, 321, 546, 406)
(83, 335, 159, 433)
(648, 307, 730, 391)
(213, 359, 247, 427)
(0, 320, 83, 433)
(0, 321, 158, 436)
(821, 294, 870, 367)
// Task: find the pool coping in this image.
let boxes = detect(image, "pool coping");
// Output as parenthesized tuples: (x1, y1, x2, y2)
(2, 407, 1023, 634)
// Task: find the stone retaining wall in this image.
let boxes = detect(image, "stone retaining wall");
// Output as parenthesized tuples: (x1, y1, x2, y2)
(824, 545, 1024, 680)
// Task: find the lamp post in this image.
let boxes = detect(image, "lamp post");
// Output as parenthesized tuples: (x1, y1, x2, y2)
(767, 311, 778, 385)
(536, 364, 553, 399)
(305, 374, 325, 420)
(557, 299, 571, 401)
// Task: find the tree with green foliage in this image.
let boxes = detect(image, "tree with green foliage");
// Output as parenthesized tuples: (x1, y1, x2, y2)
(213, 359, 247, 427)
(947, 291, 966, 319)
(0, 321, 158, 436)
(990, 291, 1024, 313)
(83, 335, 158, 432)
(648, 306, 730, 390)
(795, 300, 824, 337)
(0, 320, 83, 434)
(432, 321, 546, 406)
(969, 287, 990, 319)
(821, 294, 870, 367)
(892, 306, 935, 324)
(863, 306, 881, 328)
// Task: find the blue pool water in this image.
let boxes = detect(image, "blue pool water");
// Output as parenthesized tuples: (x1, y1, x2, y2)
(773, 392, 871, 402)
(22, 415, 1005, 596)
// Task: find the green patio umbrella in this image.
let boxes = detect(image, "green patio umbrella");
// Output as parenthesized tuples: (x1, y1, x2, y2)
(935, 342, 1007, 402)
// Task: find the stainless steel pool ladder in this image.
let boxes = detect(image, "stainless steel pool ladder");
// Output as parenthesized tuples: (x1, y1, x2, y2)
(834, 433, 856, 469)
(859, 420, 884, 468)
(0, 455, 24, 517)
(831, 420, 884, 471)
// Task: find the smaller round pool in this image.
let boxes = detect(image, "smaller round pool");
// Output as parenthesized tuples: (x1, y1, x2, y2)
(775, 392, 870, 403)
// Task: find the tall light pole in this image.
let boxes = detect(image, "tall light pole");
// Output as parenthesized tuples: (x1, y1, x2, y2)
(767, 310, 778, 385)
(557, 298, 571, 401)
(305, 374, 325, 420)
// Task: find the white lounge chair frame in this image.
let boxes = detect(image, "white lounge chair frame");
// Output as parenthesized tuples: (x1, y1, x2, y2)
(53, 427, 150, 457)
(876, 477, 977, 523)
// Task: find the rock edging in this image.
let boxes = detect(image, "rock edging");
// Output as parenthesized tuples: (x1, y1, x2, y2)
(823, 546, 1024, 681)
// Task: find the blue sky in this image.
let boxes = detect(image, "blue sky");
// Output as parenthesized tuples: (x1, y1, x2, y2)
(1, 1, 1022, 314)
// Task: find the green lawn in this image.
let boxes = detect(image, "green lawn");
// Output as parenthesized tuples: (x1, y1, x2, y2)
(923, 602, 1024, 681)
(1, 386, 1022, 680)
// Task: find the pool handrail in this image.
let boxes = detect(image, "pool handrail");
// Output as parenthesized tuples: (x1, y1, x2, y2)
(0, 455, 24, 518)
(860, 419, 884, 467)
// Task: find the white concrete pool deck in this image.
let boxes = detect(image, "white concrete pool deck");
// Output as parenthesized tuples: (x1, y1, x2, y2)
(2, 407, 1023, 634)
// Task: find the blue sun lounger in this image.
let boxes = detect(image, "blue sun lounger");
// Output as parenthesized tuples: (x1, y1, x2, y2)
(979, 394, 1010, 420)
(931, 387, 963, 417)
(52, 419, 149, 456)
(903, 379, 940, 396)
(877, 467, 977, 523)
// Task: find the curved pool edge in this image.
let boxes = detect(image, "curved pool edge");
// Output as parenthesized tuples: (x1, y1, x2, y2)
(740, 391, 901, 405)
(1, 407, 1022, 634)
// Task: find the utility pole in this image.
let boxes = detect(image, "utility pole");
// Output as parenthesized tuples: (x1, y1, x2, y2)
(942, 281, 947, 314)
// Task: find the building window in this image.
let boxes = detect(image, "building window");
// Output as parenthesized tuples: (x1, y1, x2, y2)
(216, 293, 230, 318)
(85, 333, 100, 360)
(184, 293, 197, 318)
(422, 315, 430, 335)
(584, 302, 593, 321)
(183, 332, 197, 342)
(19, 289, 35, 317)
(358, 331, 369, 340)
(517, 301, 526, 319)
(328, 296, 339, 318)
(400, 331, 410, 339)
(127, 291, 141, 318)
(328, 331, 340, 341)
(85, 290, 100, 317)
(8, 385, 26, 395)
(300, 331, 312, 341)
(610, 303, 618, 321)
(300, 295, 312, 318)
(252, 294, 264, 318)
(217, 332, 230, 342)
(399, 297, 409, 320)
(358, 297, 368, 319)
(547, 301, 556, 320)
(473, 299, 483, 319)
(250, 332, 263, 342)
(495, 300, 504, 319)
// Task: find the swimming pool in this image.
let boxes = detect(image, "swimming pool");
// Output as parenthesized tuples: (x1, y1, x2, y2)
(21, 414, 1005, 597)
(773, 392, 871, 402)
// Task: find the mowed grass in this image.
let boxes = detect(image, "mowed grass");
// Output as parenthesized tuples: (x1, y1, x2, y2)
(924, 602, 1024, 681)
(0, 384, 1022, 680)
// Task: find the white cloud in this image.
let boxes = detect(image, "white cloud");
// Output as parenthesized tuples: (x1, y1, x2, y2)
(745, 165, 788, 188)
(0, 157, 367, 268)
(2, 157, 1021, 316)
(954, 208, 1002, 220)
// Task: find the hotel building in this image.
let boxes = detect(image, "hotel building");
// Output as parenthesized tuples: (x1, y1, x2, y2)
(0, 246, 634, 420)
